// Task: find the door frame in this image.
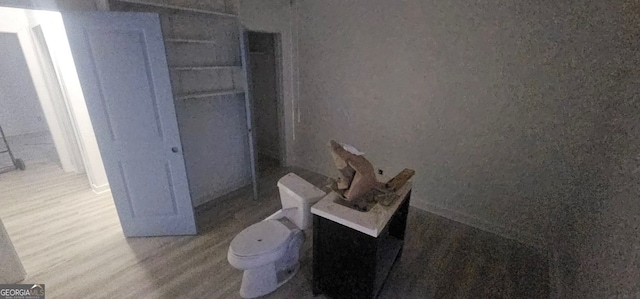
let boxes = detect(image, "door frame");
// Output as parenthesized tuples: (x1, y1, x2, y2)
(3, 7, 110, 193)
(30, 24, 86, 173)
(274, 32, 287, 167)
(11, 24, 82, 173)
(247, 30, 287, 167)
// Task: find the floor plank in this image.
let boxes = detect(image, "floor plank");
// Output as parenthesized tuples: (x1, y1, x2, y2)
(0, 160, 548, 298)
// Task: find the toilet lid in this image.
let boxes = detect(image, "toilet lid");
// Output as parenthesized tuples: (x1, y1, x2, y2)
(230, 220, 292, 257)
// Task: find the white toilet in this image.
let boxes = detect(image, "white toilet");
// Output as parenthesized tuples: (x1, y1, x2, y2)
(227, 173, 326, 298)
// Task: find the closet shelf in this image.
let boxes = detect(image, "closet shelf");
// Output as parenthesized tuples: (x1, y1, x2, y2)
(170, 65, 241, 71)
(177, 90, 244, 100)
(120, 0, 237, 17)
(165, 38, 217, 44)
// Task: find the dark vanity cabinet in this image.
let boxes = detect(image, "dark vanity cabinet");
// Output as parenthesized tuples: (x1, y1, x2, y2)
(311, 187, 411, 299)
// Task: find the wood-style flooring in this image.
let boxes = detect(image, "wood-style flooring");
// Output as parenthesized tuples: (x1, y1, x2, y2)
(0, 161, 549, 298)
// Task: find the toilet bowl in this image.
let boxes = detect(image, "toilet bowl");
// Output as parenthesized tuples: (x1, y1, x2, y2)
(227, 173, 326, 298)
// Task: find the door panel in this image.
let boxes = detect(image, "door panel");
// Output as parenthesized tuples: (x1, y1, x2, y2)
(62, 12, 196, 236)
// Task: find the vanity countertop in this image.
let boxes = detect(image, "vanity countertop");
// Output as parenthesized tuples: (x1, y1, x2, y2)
(311, 182, 412, 237)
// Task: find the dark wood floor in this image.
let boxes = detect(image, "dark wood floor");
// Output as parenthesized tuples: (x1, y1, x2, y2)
(257, 153, 281, 176)
(0, 162, 548, 298)
(377, 210, 549, 298)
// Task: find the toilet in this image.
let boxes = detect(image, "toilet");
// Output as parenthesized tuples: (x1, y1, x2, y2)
(227, 173, 326, 298)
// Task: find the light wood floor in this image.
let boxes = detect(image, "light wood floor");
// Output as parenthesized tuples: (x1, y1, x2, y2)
(0, 161, 549, 298)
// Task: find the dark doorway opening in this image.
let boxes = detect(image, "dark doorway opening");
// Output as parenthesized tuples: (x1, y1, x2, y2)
(248, 31, 282, 176)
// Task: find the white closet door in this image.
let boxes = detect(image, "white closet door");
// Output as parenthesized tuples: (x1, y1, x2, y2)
(62, 12, 196, 236)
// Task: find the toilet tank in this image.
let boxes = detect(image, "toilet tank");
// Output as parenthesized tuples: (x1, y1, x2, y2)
(277, 173, 326, 229)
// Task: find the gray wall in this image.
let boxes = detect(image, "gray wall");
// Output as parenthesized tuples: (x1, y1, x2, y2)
(561, 1, 640, 297)
(55, 0, 98, 11)
(294, 0, 579, 247)
(0, 32, 48, 136)
(293, 2, 638, 297)
(179, 94, 251, 207)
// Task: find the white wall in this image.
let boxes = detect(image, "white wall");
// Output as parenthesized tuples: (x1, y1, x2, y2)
(27, 10, 109, 192)
(293, 0, 577, 248)
(0, 6, 108, 192)
(292, 0, 638, 297)
(0, 0, 105, 12)
(0, 32, 48, 136)
(239, 0, 296, 166)
(0, 0, 58, 11)
(0, 7, 80, 172)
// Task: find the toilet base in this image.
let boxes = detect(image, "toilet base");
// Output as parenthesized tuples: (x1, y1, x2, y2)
(239, 262, 299, 298)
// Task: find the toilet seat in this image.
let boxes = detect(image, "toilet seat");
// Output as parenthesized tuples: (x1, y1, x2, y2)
(230, 220, 292, 258)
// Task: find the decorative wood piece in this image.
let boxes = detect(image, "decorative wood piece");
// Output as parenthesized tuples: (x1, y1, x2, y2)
(334, 188, 381, 212)
(376, 168, 415, 206)
(385, 168, 415, 192)
(329, 140, 385, 201)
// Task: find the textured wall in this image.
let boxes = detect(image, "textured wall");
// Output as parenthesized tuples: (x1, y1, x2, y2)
(562, 1, 640, 297)
(294, 0, 585, 247)
(293, 0, 638, 297)
(0, 32, 48, 137)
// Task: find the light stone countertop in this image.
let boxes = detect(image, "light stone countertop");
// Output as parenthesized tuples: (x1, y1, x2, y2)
(311, 182, 412, 237)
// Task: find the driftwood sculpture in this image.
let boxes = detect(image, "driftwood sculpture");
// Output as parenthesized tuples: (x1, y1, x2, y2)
(329, 140, 417, 209)
(329, 140, 385, 201)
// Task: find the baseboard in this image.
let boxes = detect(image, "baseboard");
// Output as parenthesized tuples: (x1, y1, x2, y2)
(193, 177, 252, 207)
(410, 199, 548, 250)
(411, 199, 562, 298)
(91, 183, 110, 194)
